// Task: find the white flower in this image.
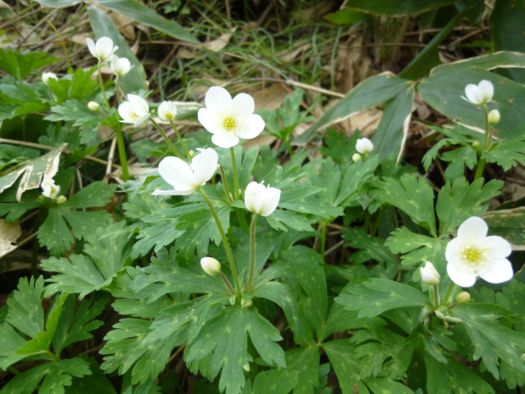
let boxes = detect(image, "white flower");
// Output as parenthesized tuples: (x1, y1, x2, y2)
(355, 138, 374, 154)
(153, 148, 218, 196)
(244, 181, 281, 217)
(200, 257, 221, 276)
(158, 101, 177, 122)
(420, 261, 440, 285)
(197, 86, 265, 148)
(42, 72, 57, 85)
(464, 80, 494, 105)
(118, 94, 150, 126)
(41, 178, 60, 199)
(110, 55, 132, 77)
(86, 36, 118, 62)
(87, 101, 100, 111)
(488, 109, 500, 125)
(445, 216, 513, 287)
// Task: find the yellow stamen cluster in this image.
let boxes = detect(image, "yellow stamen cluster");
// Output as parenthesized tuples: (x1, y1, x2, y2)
(223, 116, 236, 131)
(463, 246, 482, 265)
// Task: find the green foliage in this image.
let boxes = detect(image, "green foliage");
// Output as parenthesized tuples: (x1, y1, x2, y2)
(0, 48, 58, 80)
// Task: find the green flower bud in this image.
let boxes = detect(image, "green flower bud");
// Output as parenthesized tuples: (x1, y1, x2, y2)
(455, 291, 471, 304)
(488, 109, 500, 125)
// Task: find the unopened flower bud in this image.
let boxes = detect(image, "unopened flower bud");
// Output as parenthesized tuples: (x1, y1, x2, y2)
(355, 137, 374, 154)
(88, 101, 100, 111)
(200, 257, 221, 276)
(352, 153, 362, 162)
(56, 195, 67, 205)
(420, 261, 440, 285)
(472, 140, 481, 149)
(488, 109, 500, 125)
(42, 72, 58, 85)
(455, 291, 471, 304)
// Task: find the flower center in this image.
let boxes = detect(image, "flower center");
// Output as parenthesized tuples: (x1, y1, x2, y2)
(223, 116, 236, 131)
(129, 112, 140, 121)
(463, 246, 482, 265)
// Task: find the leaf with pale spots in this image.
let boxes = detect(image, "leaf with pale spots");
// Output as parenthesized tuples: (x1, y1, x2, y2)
(41, 222, 131, 298)
(335, 278, 427, 318)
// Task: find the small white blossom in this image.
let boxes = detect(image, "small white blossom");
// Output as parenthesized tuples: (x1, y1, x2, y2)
(41, 178, 60, 199)
(420, 261, 440, 285)
(352, 153, 362, 162)
(198, 86, 265, 148)
(86, 36, 118, 62)
(87, 101, 100, 111)
(488, 109, 500, 125)
(355, 138, 374, 154)
(445, 216, 513, 287)
(244, 181, 281, 217)
(200, 257, 221, 276)
(110, 55, 132, 77)
(464, 80, 494, 105)
(158, 101, 178, 122)
(42, 72, 57, 85)
(153, 148, 218, 196)
(118, 94, 150, 126)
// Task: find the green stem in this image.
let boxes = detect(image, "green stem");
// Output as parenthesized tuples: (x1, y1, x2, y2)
(246, 214, 257, 292)
(198, 187, 242, 302)
(474, 105, 490, 181)
(169, 119, 190, 158)
(151, 119, 182, 157)
(431, 284, 440, 307)
(229, 147, 240, 199)
(320, 222, 327, 257)
(220, 272, 235, 294)
(97, 61, 109, 108)
(115, 76, 122, 104)
(219, 165, 233, 203)
(443, 282, 456, 305)
(115, 125, 129, 180)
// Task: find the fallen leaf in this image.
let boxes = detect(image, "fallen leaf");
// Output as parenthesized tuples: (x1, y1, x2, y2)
(204, 32, 233, 52)
(0, 219, 21, 258)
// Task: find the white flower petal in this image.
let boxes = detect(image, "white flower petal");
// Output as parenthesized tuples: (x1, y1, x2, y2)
(118, 102, 134, 124)
(447, 261, 477, 288)
(235, 114, 265, 139)
(86, 38, 96, 57)
(97, 36, 114, 59)
(158, 101, 177, 121)
(152, 189, 192, 196)
(457, 216, 488, 241)
(259, 186, 281, 216)
(478, 80, 494, 103)
(465, 84, 481, 105)
(445, 237, 462, 263)
(128, 94, 149, 115)
(198, 108, 220, 134)
(158, 156, 195, 191)
(205, 86, 232, 111)
(212, 132, 239, 148)
(479, 258, 513, 284)
(232, 93, 255, 114)
(485, 235, 512, 258)
(244, 182, 265, 214)
(191, 148, 218, 185)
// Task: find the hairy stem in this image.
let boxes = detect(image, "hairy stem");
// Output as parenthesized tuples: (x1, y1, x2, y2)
(246, 214, 257, 292)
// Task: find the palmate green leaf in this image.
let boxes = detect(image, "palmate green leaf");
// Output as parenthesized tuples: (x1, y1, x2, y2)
(296, 73, 408, 144)
(323, 339, 369, 394)
(424, 354, 494, 394)
(41, 222, 131, 298)
(186, 306, 285, 394)
(6, 276, 45, 337)
(38, 181, 116, 255)
(45, 68, 98, 104)
(344, 228, 397, 266)
(0, 48, 58, 79)
(372, 173, 436, 235)
(0, 358, 91, 394)
(451, 303, 525, 382)
(385, 227, 445, 268)
(435, 177, 502, 236)
(336, 278, 427, 318)
(483, 135, 525, 171)
(52, 295, 108, 355)
(45, 100, 102, 145)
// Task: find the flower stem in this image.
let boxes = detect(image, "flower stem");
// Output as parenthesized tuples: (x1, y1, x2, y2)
(220, 272, 235, 294)
(431, 284, 440, 307)
(229, 147, 240, 199)
(443, 282, 456, 305)
(320, 222, 327, 257)
(97, 61, 109, 108)
(474, 105, 490, 180)
(115, 124, 129, 180)
(246, 214, 257, 293)
(219, 165, 233, 203)
(150, 119, 182, 157)
(198, 187, 242, 302)
(169, 120, 190, 158)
